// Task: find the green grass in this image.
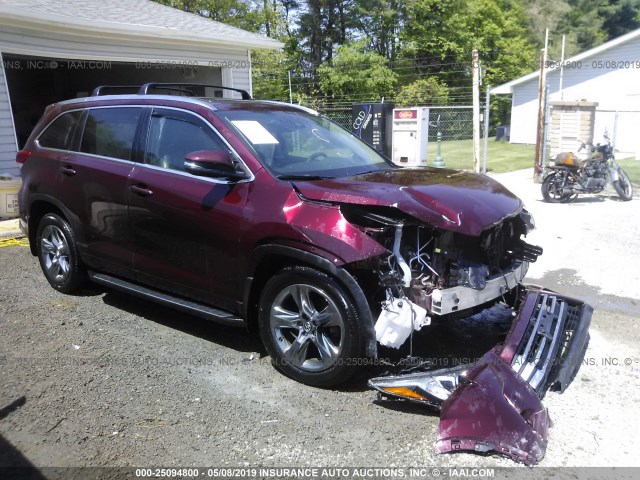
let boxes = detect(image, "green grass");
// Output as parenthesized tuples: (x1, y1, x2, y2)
(429, 139, 640, 183)
(427, 138, 535, 173)
(617, 157, 640, 185)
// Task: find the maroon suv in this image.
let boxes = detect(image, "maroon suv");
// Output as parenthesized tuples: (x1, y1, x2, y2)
(17, 84, 589, 405)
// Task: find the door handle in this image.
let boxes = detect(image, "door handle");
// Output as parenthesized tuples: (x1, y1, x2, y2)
(129, 184, 154, 197)
(61, 165, 77, 176)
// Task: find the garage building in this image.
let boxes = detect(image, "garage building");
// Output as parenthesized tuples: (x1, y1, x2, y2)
(0, 0, 281, 176)
(492, 27, 640, 159)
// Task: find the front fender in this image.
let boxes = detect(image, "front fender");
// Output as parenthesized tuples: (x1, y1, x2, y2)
(281, 191, 388, 264)
(244, 244, 379, 359)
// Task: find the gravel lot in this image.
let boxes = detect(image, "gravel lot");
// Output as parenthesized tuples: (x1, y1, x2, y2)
(1, 169, 639, 475)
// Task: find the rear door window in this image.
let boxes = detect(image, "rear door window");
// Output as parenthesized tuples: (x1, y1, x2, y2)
(80, 107, 142, 161)
(38, 110, 84, 150)
(145, 108, 227, 172)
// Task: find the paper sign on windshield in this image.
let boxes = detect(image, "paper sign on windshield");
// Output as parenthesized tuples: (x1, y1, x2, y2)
(231, 120, 279, 145)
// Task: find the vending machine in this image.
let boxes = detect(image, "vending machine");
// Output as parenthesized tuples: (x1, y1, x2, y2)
(391, 107, 430, 166)
(351, 103, 394, 158)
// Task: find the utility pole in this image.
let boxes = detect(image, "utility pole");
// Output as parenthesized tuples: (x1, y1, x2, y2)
(541, 84, 551, 173)
(472, 49, 480, 173)
(534, 30, 549, 182)
(559, 35, 566, 100)
(288, 70, 293, 104)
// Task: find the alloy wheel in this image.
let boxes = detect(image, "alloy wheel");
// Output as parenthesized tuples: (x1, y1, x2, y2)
(40, 225, 71, 283)
(269, 284, 344, 372)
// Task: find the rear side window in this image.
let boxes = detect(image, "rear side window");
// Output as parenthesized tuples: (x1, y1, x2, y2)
(38, 110, 84, 150)
(80, 107, 142, 161)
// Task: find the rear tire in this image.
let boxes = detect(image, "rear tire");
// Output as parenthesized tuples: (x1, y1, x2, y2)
(258, 266, 365, 387)
(613, 169, 633, 201)
(542, 173, 573, 203)
(36, 213, 86, 293)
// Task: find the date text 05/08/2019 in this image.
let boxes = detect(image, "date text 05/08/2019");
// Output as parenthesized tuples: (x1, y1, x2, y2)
(134, 467, 496, 478)
(135, 60, 250, 69)
(544, 60, 640, 69)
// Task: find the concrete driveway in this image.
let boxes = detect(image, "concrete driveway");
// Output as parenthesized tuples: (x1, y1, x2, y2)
(0, 168, 638, 473)
(491, 168, 640, 312)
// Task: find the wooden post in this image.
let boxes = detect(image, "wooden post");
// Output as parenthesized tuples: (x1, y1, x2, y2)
(534, 48, 547, 182)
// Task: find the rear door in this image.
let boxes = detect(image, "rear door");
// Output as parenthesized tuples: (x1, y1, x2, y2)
(34, 106, 143, 278)
(128, 107, 251, 309)
(72, 106, 143, 277)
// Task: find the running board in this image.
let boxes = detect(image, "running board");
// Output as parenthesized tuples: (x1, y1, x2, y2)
(88, 272, 244, 327)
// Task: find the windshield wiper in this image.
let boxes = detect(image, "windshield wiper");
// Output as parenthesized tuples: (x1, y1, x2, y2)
(354, 167, 397, 176)
(277, 174, 334, 180)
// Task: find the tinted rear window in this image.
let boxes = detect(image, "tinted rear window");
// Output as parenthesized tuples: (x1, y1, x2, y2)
(38, 110, 84, 150)
(80, 107, 142, 161)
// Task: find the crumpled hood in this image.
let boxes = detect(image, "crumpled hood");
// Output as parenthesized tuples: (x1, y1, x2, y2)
(293, 168, 523, 236)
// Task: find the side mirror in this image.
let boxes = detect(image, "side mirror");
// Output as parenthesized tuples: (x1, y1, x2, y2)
(183, 150, 246, 179)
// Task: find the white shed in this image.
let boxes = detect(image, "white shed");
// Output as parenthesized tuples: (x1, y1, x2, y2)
(0, 0, 282, 176)
(493, 28, 640, 159)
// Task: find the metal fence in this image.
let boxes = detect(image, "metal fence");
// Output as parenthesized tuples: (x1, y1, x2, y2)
(595, 109, 640, 160)
(319, 106, 474, 139)
(321, 108, 352, 130)
(319, 104, 477, 170)
(543, 101, 640, 168)
(427, 106, 474, 141)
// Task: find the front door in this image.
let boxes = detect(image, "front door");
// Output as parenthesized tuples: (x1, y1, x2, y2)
(128, 107, 250, 309)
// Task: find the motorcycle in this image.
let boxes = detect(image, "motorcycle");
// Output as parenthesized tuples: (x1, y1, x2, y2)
(541, 132, 634, 202)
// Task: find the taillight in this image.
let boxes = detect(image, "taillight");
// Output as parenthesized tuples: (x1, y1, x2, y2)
(16, 150, 31, 164)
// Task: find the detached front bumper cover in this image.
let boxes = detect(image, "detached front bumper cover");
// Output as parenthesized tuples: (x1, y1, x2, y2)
(368, 287, 593, 465)
(436, 350, 549, 465)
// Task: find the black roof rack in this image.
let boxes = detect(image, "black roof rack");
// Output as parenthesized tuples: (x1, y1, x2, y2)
(138, 83, 252, 100)
(91, 83, 252, 99)
(91, 85, 141, 96)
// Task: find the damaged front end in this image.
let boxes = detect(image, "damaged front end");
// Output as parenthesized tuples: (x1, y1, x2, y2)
(369, 288, 593, 465)
(291, 172, 591, 465)
(342, 203, 542, 325)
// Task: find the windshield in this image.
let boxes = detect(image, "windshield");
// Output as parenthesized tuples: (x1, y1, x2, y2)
(216, 108, 394, 179)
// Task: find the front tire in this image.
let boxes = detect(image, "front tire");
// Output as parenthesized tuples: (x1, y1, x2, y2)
(542, 173, 573, 203)
(36, 213, 86, 293)
(258, 266, 365, 387)
(613, 168, 633, 201)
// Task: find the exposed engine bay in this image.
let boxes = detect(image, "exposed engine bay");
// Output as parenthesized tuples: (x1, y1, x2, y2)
(343, 204, 542, 327)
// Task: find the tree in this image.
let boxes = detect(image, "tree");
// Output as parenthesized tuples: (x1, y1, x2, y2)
(521, 0, 572, 59)
(317, 40, 398, 102)
(251, 49, 292, 101)
(401, 0, 536, 100)
(395, 77, 449, 106)
(297, 0, 356, 71)
(522, 0, 640, 59)
(352, 0, 405, 62)
(153, 0, 282, 36)
(401, 0, 469, 68)
(465, 0, 537, 86)
(601, 0, 640, 39)
(556, 0, 607, 54)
